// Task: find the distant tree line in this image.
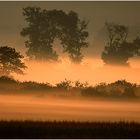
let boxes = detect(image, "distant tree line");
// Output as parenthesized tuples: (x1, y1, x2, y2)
(0, 76, 139, 98)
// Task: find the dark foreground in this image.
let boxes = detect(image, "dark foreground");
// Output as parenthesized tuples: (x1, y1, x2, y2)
(0, 121, 140, 138)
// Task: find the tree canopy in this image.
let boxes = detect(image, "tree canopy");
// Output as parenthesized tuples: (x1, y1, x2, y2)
(102, 22, 140, 66)
(0, 46, 27, 76)
(21, 7, 89, 63)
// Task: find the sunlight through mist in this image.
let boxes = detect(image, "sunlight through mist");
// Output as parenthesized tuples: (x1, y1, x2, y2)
(12, 57, 140, 85)
(0, 95, 140, 122)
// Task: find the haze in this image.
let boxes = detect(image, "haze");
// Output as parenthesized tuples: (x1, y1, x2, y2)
(0, 94, 140, 122)
(13, 57, 140, 85)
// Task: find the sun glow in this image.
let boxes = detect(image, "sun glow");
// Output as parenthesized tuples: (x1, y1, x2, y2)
(13, 57, 140, 85)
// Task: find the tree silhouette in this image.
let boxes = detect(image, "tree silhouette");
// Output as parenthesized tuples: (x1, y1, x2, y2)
(102, 22, 132, 65)
(60, 11, 89, 63)
(21, 7, 88, 63)
(0, 46, 27, 76)
(107, 80, 136, 97)
(133, 37, 140, 56)
(21, 7, 59, 61)
(56, 79, 72, 90)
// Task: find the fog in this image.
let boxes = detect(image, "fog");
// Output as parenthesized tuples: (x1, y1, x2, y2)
(0, 94, 140, 122)
(5, 56, 140, 122)
(13, 57, 140, 85)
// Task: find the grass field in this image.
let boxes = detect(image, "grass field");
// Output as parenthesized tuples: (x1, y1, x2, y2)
(0, 121, 139, 138)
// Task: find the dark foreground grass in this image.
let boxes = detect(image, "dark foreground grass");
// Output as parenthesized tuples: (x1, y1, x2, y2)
(0, 121, 139, 138)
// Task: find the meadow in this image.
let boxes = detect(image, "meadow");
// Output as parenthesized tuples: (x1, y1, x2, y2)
(0, 121, 139, 138)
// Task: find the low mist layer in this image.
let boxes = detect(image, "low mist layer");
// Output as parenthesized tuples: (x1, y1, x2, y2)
(0, 94, 140, 122)
(13, 57, 140, 85)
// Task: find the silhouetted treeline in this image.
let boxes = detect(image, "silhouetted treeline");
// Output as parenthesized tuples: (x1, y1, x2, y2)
(0, 120, 139, 138)
(0, 76, 139, 98)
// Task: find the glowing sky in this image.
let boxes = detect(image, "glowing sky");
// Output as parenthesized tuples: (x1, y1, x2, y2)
(12, 57, 140, 85)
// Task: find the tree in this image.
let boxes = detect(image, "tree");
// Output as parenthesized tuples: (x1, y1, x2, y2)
(102, 22, 132, 65)
(56, 79, 72, 90)
(102, 22, 140, 66)
(21, 7, 59, 61)
(105, 22, 128, 47)
(108, 80, 136, 97)
(21, 7, 89, 63)
(0, 46, 27, 76)
(60, 11, 89, 63)
(133, 37, 140, 56)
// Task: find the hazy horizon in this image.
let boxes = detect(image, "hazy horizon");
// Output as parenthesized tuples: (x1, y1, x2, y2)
(12, 57, 140, 85)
